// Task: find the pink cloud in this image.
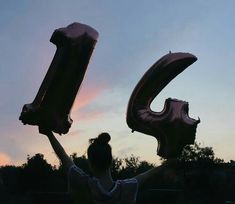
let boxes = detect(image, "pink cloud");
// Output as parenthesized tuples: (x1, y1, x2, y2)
(69, 83, 107, 122)
(72, 84, 106, 112)
(0, 152, 11, 166)
(72, 109, 104, 122)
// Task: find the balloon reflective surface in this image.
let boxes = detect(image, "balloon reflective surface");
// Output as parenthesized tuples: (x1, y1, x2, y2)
(19, 23, 98, 134)
(126, 52, 200, 158)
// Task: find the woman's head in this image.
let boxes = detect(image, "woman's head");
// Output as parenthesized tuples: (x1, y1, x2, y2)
(87, 132, 112, 171)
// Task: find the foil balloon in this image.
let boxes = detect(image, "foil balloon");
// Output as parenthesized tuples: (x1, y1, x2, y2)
(126, 52, 200, 158)
(19, 22, 99, 134)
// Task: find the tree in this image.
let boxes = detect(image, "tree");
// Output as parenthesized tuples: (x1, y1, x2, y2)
(179, 142, 214, 162)
(136, 160, 155, 174)
(111, 157, 123, 180)
(118, 155, 155, 179)
(158, 142, 223, 163)
(0, 165, 22, 194)
(21, 153, 53, 191)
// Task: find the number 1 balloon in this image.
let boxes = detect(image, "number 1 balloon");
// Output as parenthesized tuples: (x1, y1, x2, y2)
(19, 23, 98, 134)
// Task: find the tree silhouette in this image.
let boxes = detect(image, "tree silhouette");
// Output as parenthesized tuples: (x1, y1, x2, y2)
(21, 153, 53, 192)
(160, 142, 225, 164)
(0, 165, 22, 194)
(117, 155, 155, 179)
(111, 157, 123, 180)
(0, 148, 232, 204)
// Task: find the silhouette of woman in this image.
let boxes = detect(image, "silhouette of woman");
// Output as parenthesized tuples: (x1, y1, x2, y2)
(39, 128, 173, 204)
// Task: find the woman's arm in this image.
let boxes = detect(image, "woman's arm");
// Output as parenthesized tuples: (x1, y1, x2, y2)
(134, 165, 164, 187)
(134, 159, 177, 187)
(39, 127, 74, 173)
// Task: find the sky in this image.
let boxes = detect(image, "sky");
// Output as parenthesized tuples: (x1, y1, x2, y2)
(0, 1, 235, 167)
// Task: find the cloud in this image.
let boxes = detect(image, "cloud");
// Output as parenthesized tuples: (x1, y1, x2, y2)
(0, 152, 11, 166)
(72, 84, 106, 112)
(70, 82, 107, 122)
(116, 146, 135, 157)
(72, 109, 105, 122)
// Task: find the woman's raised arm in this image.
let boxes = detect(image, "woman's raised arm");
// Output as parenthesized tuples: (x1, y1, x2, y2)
(39, 127, 74, 173)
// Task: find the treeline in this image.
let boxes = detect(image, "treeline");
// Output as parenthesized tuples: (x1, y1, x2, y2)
(0, 143, 235, 203)
(0, 153, 155, 203)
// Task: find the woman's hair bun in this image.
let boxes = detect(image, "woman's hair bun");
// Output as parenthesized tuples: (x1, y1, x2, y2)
(97, 132, 111, 145)
(89, 132, 111, 145)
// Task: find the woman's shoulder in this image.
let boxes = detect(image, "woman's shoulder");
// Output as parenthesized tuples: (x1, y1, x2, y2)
(69, 164, 89, 177)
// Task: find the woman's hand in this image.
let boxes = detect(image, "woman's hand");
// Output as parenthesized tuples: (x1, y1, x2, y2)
(38, 125, 74, 172)
(38, 126, 53, 137)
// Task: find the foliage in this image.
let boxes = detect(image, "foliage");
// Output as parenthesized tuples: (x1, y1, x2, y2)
(0, 144, 226, 199)
(21, 153, 54, 191)
(111, 157, 123, 179)
(111, 155, 155, 179)
(167, 142, 225, 164)
(0, 165, 22, 193)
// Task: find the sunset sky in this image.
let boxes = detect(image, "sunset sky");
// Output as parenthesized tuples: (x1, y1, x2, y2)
(0, 1, 235, 166)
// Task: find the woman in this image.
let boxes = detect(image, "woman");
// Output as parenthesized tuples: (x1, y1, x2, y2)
(39, 128, 174, 204)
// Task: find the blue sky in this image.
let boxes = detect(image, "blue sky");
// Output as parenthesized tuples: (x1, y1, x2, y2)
(0, 1, 235, 166)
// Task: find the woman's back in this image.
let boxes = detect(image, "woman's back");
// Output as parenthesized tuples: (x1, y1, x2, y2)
(69, 165, 138, 204)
